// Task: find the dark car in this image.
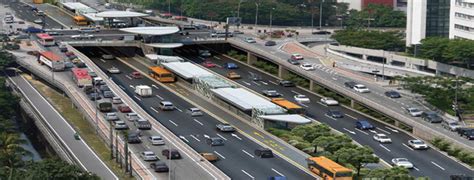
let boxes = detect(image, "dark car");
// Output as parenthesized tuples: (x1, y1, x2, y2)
(456, 127, 474, 136)
(279, 80, 295, 87)
(128, 132, 141, 144)
(287, 59, 300, 65)
(421, 111, 443, 123)
(265, 40, 276, 46)
(103, 90, 115, 98)
(162, 149, 181, 159)
(262, 90, 281, 97)
(224, 63, 239, 69)
(385, 90, 401, 98)
(254, 148, 274, 158)
(461, 129, 474, 140)
(312, 30, 331, 35)
(99, 85, 110, 93)
(150, 161, 169, 172)
(88, 93, 101, 101)
(83, 85, 95, 94)
(327, 109, 344, 118)
(344, 81, 357, 88)
(356, 120, 375, 130)
(206, 137, 225, 146)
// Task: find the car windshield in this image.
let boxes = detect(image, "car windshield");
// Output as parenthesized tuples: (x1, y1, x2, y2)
(412, 140, 424, 144)
(297, 95, 306, 98)
(398, 158, 408, 162)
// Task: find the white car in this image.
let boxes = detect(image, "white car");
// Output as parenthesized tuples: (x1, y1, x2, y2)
(244, 37, 256, 43)
(320, 97, 339, 106)
(300, 63, 315, 71)
(148, 136, 165, 145)
(33, 19, 43, 24)
(140, 151, 158, 161)
(125, 113, 139, 121)
(407, 139, 429, 150)
(373, 133, 392, 143)
(107, 67, 120, 74)
(391, 158, 414, 169)
(353, 84, 370, 93)
(406, 107, 423, 117)
(294, 95, 310, 103)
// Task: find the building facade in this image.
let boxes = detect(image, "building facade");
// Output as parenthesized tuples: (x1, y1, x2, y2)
(406, 0, 450, 46)
(450, 0, 474, 40)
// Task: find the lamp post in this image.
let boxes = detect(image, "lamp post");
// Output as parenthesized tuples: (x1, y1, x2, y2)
(237, 0, 245, 29)
(269, 8, 275, 34)
(382, 51, 386, 81)
(168, 0, 171, 15)
(254, 2, 259, 34)
(319, 0, 324, 30)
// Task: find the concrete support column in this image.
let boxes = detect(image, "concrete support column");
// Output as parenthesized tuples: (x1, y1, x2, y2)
(309, 80, 314, 91)
(247, 52, 257, 65)
(278, 65, 289, 78)
(362, 54, 368, 60)
(350, 99, 355, 108)
(394, 121, 400, 127)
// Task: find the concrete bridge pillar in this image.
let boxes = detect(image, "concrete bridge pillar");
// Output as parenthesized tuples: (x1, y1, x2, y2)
(362, 54, 368, 60)
(309, 80, 315, 91)
(350, 99, 355, 108)
(247, 52, 257, 65)
(278, 65, 289, 78)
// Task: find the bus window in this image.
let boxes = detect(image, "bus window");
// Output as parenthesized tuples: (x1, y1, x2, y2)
(307, 156, 353, 180)
(149, 66, 175, 82)
(73, 16, 88, 26)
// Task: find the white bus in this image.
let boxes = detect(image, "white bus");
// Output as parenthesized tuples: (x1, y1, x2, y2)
(38, 51, 65, 71)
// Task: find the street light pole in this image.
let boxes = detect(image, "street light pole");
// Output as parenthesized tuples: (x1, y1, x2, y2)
(269, 8, 275, 34)
(168, 0, 171, 15)
(382, 51, 385, 81)
(311, 11, 314, 33)
(254, 2, 259, 34)
(319, 0, 324, 30)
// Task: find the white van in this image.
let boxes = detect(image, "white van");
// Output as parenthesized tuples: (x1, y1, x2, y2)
(159, 101, 175, 111)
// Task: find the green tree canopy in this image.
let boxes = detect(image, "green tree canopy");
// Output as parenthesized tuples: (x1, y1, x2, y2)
(346, 4, 406, 28)
(23, 158, 100, 180)
(0, 50, 15, 70)
(331, 29, 404, 51)
(419, 37, 450, 62)
(330, 146, 379, 177)
(366, 166, 414, 179)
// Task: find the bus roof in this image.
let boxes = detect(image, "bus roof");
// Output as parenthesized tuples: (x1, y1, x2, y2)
(36, 33, 53, 39)
(271, 98, 302, 109)
(308, 156, 352, 172)
(72, 68, 91, 80)
(149, 66, 172, 74)
(39, 51, 61, 61)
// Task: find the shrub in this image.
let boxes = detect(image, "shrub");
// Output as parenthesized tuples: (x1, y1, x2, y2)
(447, 147, 463, 157)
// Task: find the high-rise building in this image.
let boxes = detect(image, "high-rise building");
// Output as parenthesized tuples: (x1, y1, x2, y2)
(406, 0, 450, 46)
(450, 0, 474, 40)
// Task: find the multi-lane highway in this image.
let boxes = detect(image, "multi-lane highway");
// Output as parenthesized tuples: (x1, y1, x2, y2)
(6, 1, 63, 29)
(76, 47, 316, 179)
(175, 46, 474, 179)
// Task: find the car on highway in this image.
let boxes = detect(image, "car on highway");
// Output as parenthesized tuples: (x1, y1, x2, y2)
(226, 71, 241, 79)
(149, 135, 165, 145)
(159, 101, 175, 111)
(98, 85, 110, 93)
(112, 97, 122, 104)
(385, 90, 401, 98)
(405, 107, 423, 117)
(294, 95, 310, 103)
(47, 31, 63, 36)
(128, 132, 141, 144)
(200, 152, 219, 162)
(199, 50, 211, 58)
(207, 137, 225, 146)
(134, 119, 151, 130)
(355, 120, 375, 130)
(104, 112, 119, 121)
(33, 19, 43, 24)
(130, 71, 142, 79)
(344, 81, 357, 88)
(125, 113, 139, 121)
(107, 67, 120, 74)
(300, 63, 315, 71)
(113, 120, 129, 130)
(353, 84, 370, 93)
(265, 40, 276, 46)
(279, 80, 295, 87)
(102, 91, 115, 98)
(88, 93, 101, 101)
(287, 58, 300, 65)
(244, 37, 256, 43)
(141, 151, 158, 161)
(320, 97, 339, 106)
(407, 139, 429, 150)
(150, 161, 169, 173)
(79, 27, 100, 33)
(216, 123, 236, 132)
(290, 53, 304, 60)
(255, 148, 274, 158)
(101, 54, 115, 60)
(373, 133, 392, 143)
(441, 120, 461, 131)
(162, 149, 181, 159)
(326, 109, 344, 118)
(421, 111, 443, 123)
(313, 30, 331, 35)
(202, 61, 217, 68)
(71, 34, 94, 40)
(118, 105, 132, 113)
(391, 158, 414, 169)
(462, 130, 474, 140)
(262, 90, 282, 97)
(187, 107, 204, 116)
(224, 62, 238, 69)
(88, 70, 97, 77)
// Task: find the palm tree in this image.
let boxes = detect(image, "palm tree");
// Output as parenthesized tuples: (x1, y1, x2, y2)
(0, 132, 31, 180)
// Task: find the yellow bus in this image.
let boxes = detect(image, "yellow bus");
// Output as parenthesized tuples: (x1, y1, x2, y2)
(271, 98, 305, 114)
(307, 156, 353, 180)
(149, 66, 175, 83)
(73, 15, 88, 25)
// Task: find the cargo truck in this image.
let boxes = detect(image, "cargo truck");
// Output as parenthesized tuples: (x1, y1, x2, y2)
(135, 85, 152, 97)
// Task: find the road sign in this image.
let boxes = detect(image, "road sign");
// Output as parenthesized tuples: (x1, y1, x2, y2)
(226, 17, 241, 26)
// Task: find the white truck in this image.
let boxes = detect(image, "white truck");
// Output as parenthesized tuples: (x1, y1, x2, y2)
(135, 85, 152, 97)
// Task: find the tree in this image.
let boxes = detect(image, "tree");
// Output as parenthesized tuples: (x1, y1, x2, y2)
(0, 133, 30, 179)
(23, 158, 100, 180)
(312, 134, 355, 154)
(331, 146, 379, 177)
(0, 50, 15, 70)
(419, 37, 450, 62)
(291, 123, 331, 142)
(331, 29, 404, 51)
(443, 39, 474, 68)
(346, 4, 405, 28)
(366, 166, 415, 179)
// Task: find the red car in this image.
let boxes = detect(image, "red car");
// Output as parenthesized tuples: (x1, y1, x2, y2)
(118, 105, 132, 113)
(131, 71, 142, 79)
(65, 51, 75, 57)
(202, 61, 217, 68)
(290, 53, 304, 60)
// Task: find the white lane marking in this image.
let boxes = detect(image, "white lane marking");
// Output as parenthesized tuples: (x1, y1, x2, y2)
(133, 95, 141, 101)
(343, 128, 356, 135)
(190, 134, 200, 142)
(298, 103, 308, 107)
(118, 85, 125, 90)
(100, 59, 106, 63)
(242, 81, 251, 86)
(261, 81, 268, 85)
(169, 120, 178, 126)
(241, 170, 255, 180)
(317, 102, 328, 107)
(402, 143, 414, 151)
(385, 126, 399, 133)
(354, 128, 369, 135)
(216, 133, 227, 141)
(178, 135, 189, 143)
(376, 127, 391, 134)
(242, 150, 255, 158)
(324, 114, 337, 121)
(125, 75, 132, 80)
(431, 161, 445, 170)
(151, 84, 159, 89)
(252, 81, 261, 86)
(155, 94, 164, 100)
(214, 151, 226, 159)
(369, 130, 377, 134)
(379, 144, 391, 152)
(269, 81, 278, 85)
(346, 114, 357, 119)
(413, 167, 420, 171)
(150, 107, 159, 113)
(332, 77, 338, 81)
(291, 90, 302, 94)
(175, 107, 183, 112)
(271, 168, 285, 177)
(214, 56, 221, 60)
(129, 85, 135, 89)
(193, 119, 203, 126)
(231, 133, 242, 140)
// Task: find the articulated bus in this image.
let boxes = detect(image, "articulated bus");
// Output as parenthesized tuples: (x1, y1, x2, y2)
(36, 33, 55, 46)
(148, 66, 175, 83)
(307, 156, 353, 180)
(271, 98, 305, 114)
(73, 15, 88, 25)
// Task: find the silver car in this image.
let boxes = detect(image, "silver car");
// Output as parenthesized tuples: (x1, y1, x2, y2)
(140, 151, 158, 161)
(148, 136, 165, 145)
(187, 108, 203, 116)
(104, 113, 119, 121)
(125, 113, 139, 121)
